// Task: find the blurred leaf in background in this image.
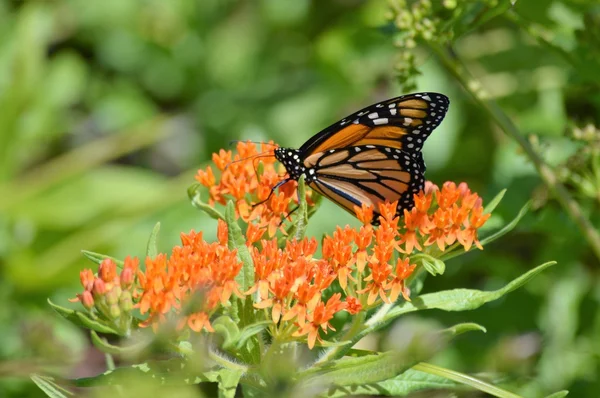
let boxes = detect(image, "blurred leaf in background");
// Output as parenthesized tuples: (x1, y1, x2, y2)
(1, 0, 600, 396)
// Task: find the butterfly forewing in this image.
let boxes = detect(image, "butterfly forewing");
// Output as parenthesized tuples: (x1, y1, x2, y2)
(299, 92, 449, 155)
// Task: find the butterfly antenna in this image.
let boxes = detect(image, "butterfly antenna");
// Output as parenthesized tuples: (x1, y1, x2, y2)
(224, 151, 275, 171)
(228, 140, 279, 148)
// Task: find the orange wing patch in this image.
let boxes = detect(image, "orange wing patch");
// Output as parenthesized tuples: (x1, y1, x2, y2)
(318, 163, 378, 179)
(399, 109, 428, 118)
(394, 98, 429, 109)
(312, 124, 370, 154)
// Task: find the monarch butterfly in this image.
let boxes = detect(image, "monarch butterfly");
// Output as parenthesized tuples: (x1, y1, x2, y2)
(272, 92, 449, 224)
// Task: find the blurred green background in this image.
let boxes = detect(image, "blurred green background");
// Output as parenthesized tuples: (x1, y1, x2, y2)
(1, 0, 599, 396)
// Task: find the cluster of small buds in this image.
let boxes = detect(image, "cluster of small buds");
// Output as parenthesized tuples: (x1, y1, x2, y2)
(71, 257, 139, 334)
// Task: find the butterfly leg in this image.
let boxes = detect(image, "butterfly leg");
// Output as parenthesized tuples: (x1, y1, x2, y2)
(252, 178, 291, 207)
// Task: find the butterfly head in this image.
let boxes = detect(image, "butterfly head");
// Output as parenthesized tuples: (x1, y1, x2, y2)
(274, 147, 305, 180)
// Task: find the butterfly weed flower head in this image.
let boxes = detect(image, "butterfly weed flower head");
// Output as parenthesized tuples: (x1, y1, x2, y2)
(195, 141, 314, 236)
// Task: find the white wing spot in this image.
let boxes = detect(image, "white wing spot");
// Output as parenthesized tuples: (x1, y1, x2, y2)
(422, 95, 432, 101)
(407, 143, 414, 149)
(403, 117, 413, 126)
(366, 145, 376, 149)
(373, 118, 388, 125)
(389, 108, 397, 116)
(368, 112, 379, 119)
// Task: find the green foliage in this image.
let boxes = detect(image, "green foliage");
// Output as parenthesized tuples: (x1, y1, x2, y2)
(1, 0, 599, 396)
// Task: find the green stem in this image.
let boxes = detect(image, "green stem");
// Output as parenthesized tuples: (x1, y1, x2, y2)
(413, 362, 522, 398)
(208, 348, 249, 373)
(430, 43, 600, 263)
(315, 311, 367, 365)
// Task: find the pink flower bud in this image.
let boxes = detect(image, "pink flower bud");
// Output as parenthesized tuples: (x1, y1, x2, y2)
(120, 267, 134, 288)
(82, 291, 95, 309)
(93, 279, 106, 296)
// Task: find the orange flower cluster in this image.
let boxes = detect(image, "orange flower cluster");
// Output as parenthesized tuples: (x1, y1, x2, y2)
(71, 142, 492, 350)
(137, 220, 243, 332)
(247, 202, 418, 348)
(195, 141, 311, 236)
(397, 181, 491, 253)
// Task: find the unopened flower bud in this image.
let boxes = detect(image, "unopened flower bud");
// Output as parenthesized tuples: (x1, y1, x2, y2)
(99, 258, 117, 283)
(93, 279, 106, 296)
(120, 267, 134, 288)
(109, 303, 121, 319)
(105, 288, 119, 306)
(82, 291, 95, 310)
(80, 269, 95, 291)
(120, 291, 133, 312)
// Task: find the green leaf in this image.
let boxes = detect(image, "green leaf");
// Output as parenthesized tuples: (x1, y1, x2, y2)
(47, 299, 88, 329)
(480, 201, 530, 247)
(323, 261, 554, 362)
(438, 323, 486, 337)
(483, 189, 506, 214)
(318, 368, 465, 397)
(74, 358, 216, 386)
(75, 312, 121, 335)
(384, 261, 555, 319)
(49, 299, 120, 334)
(217, 368, 243, 398)
(544, 391, 569, 398)
(146, 222, 160, 258)
(236, 320, 271, 349)
(286, 175, 309, 240)
(30, 374, 74, 397)
(225, 201, 255, 293)
(81, 250, 124, 267)
(188, 183, 225, 220)
(213, 316, 241, 350)
(413, 253, 445, 276)
(301, 351, 421, 388)
(90, 330, 146, 355)
(412, 362, 522, 398)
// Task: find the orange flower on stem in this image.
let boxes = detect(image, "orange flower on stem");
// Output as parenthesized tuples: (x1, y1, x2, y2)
(195, 141, 313, 237)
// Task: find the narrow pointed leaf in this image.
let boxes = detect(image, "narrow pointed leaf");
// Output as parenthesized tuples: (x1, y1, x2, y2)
(90, 330, 146, 355)
(287, 175, 309, 240)
(480, 201, 530, 247)
(544, 391, 569, 398)
(31, 374, 74, 397)
(225, 201, 254, 293)
(318, 368, 466, 397)
(301, 351, 422, 388)
(81, 250, 124, 267)
(47, 299, 88, 329)
(236, 321, 271, 349)
(384, 261, 554, 319)
(75, 312, 120, 335)
(322, 261, 554, 361)
(188, 183, 225, 220)
(146, 222, 160, 258)
(483, 189, 506, 214)
(438, 323, 486, 337)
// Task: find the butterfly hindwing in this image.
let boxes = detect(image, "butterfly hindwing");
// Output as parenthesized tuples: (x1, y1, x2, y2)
(306, 146, 425, 221)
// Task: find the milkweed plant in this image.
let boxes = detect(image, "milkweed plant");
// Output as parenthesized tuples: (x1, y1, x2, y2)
(43, 142, 556, 397)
